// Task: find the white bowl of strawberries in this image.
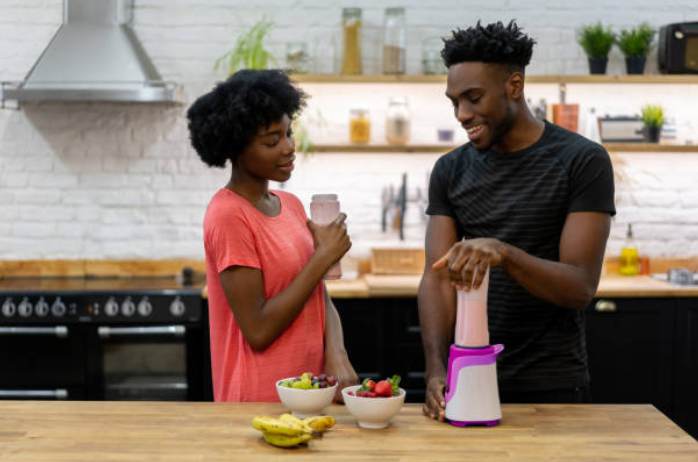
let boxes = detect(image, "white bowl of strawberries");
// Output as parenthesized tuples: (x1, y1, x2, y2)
(341, 375, 405, 429)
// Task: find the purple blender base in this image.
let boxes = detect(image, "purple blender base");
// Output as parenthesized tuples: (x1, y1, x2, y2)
(447, 419, 500, 428)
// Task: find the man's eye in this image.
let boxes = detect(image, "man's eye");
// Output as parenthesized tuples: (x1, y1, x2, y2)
(470, 97, 482, 104)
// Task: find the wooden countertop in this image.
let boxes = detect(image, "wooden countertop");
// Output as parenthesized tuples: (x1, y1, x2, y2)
(326, 275, 698, 299)
(0, 402, 695, 461)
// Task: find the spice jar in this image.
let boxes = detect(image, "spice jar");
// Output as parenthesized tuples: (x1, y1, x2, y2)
(382, 8, 406, 74)
(349, 107, 370, 143)
(341, 8, 362, 75)
(386, 97, 410, 144)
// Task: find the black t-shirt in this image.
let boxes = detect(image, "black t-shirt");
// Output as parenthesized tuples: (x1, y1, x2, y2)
(427, 120, 615, 391)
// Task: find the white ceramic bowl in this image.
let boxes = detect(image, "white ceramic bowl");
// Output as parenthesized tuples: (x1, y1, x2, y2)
(341, 385, 406, 429)
(275, 378, 337, 418)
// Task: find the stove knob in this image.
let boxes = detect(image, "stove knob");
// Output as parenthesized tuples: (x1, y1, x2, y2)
(51, 298, 66, 317)
(2, 299, 16, 317)
(18, 298, 33, 317)
(169, 298, 186, 317)
(104, 298, 119, 317)
(121, 298, 136, 317)
(35, 298, 50, 317)
(137, 298, 153, 317)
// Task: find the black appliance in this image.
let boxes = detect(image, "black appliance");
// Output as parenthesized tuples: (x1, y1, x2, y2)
(659, 22, 698, 74)
(0, 277, 212, 401)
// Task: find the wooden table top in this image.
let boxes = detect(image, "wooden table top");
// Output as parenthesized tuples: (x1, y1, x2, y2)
(0, 402, 696, 461)
(325, 275, 698, 299)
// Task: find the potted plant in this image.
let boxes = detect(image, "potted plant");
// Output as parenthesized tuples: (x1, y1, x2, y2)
(576, 23, 615, 74)
(214, 18, 276, 75)
(617, 23, 655, 74)
(641, 104, 664, 143)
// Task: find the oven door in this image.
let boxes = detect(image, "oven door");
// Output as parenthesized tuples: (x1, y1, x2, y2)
(91, 324, 204, 401)
(0, 325, 87, 400)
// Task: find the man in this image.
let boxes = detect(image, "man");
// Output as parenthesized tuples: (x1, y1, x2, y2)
(419, 21, 615, 421)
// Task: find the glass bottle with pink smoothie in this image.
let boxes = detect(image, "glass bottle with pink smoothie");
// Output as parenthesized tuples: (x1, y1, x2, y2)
(454, 266, 490, 347)
(310, 194, 343, 280)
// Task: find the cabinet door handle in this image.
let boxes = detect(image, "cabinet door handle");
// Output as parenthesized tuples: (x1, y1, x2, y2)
(595, 300, 617, 312)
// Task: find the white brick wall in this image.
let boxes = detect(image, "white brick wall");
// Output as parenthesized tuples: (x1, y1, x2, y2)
(1, 0, 698, 261)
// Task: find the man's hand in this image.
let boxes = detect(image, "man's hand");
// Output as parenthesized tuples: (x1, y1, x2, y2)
(324, 351, 358, 404)
(432, 237, 506, 290)
(423, 375, 447, 421)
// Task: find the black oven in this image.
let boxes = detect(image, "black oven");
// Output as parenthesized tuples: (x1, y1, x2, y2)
(659, 22, 698, 74)
(0, 278, 213, 401)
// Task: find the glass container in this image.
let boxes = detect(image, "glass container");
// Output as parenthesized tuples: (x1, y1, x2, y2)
(285, 42, 309, 74)
(386, 97, 410, 144)
(422, 36, 447, 75)
(382, 8, 406, 74)
(341, 8, 362, 75)
(349, 107, 370, 143)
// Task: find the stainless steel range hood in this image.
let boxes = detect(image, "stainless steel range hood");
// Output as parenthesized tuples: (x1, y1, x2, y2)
(2, 0, 180, 103)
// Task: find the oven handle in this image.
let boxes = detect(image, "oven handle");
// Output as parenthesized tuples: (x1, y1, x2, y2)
(0, 326, 68, 338)
(0, 389, 68, 399)
(97, 325, 186, 339)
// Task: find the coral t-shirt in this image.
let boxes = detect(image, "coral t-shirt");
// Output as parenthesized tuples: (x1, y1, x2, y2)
(204, 188, 325, 402)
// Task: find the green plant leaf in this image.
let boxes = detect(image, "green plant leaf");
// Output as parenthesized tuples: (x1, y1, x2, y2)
(576, 22, 615, 58)
(641, 104, 664, 127)
(617, 22, 655, 57)
(214, 17, 276, 75)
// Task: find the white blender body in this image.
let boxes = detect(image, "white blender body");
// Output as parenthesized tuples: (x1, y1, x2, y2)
(444, 267, 504, 427)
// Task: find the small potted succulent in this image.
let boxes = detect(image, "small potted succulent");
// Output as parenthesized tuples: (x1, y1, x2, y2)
(641, 104, 664, 143)
(576, 23, 615, 74)
(617, 23, 655, 74)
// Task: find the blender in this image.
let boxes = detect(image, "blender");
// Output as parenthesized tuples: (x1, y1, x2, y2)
(444, 266, 504, 427)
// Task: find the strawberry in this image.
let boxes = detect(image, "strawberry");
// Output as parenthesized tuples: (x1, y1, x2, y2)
(374, 380, 392, 397)
(366, 380, 376, 391)
(366, 391, 377, 398)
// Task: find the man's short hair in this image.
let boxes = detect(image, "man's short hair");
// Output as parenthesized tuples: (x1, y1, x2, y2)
(441, 20, 536, 75)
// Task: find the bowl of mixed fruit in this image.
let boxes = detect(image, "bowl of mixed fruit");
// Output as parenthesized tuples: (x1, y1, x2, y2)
(276, 372, 338, 418)
(341, 375, 405, 429)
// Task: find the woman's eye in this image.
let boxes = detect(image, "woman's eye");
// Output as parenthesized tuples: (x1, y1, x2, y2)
(265, 140, 279, 148)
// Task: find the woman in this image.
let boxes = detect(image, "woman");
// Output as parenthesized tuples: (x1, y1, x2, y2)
(187, 69, 358, 402)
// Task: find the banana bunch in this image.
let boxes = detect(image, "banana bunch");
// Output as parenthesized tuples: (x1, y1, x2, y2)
(251, 414, 335, 448)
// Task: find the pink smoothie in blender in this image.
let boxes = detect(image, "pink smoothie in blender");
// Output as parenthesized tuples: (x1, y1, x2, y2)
(454, 267, 490, 347)
(310, 194, 342, 280)
(445, 265, 504, 427)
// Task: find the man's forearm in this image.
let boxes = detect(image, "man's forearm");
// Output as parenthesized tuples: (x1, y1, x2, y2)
(418, 273, 456, 378)
(501, 244, 598, 310)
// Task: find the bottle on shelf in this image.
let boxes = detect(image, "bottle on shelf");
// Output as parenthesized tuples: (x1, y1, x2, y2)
(341, 8, 362, 75)
(619, 223, 640, 276)
(349, 106, 370, 143)
(382, 7, 406, 75)
(386, 97, 410, 144)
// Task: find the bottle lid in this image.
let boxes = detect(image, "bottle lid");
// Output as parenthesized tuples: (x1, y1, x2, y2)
(627, 223, 633, 238)
(311, 194, 338, 202)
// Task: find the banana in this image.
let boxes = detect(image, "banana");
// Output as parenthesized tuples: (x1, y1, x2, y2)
(302, 415, 335, 432)
(279, 414, 319, 434)
(251, 415, 310, 437)
(262, 431, 313, 448)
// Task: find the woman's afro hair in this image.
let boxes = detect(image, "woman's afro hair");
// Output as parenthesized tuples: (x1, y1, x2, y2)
(441, 20, 536, 74)
(187, 69, 307, 168)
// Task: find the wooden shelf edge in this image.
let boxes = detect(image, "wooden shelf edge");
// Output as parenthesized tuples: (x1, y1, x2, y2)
(292, 74, 698, 84)
(311, 143, 698, 153)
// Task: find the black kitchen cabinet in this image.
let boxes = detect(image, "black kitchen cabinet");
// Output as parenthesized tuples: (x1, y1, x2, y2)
(585, 298, 675, 416)
(335, 298, 426, 403)
(673, 299, 698, 439)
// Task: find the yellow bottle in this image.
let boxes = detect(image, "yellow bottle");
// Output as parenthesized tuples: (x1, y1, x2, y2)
(619, 224, 639, 276)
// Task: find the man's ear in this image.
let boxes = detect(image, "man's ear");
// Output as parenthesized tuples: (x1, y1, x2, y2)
(506, 71, 525, 101)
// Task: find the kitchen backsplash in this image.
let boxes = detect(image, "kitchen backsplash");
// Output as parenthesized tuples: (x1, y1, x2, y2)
(1, 0, 698, 260)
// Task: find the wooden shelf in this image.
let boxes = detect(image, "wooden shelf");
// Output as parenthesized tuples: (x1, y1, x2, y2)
(312, 143, 698, 153)
(292, 74, 698, 84)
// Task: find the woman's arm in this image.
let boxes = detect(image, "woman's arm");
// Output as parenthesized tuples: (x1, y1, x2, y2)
(322, 283, 358, 403)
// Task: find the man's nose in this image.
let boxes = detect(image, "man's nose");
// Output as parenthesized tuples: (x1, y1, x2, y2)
(456, 104, 474, 124)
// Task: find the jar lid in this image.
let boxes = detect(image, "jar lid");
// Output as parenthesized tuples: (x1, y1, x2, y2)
(389, 96, 408, 104)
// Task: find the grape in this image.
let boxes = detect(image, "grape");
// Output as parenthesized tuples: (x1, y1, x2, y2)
(326, 376, 337, 386)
